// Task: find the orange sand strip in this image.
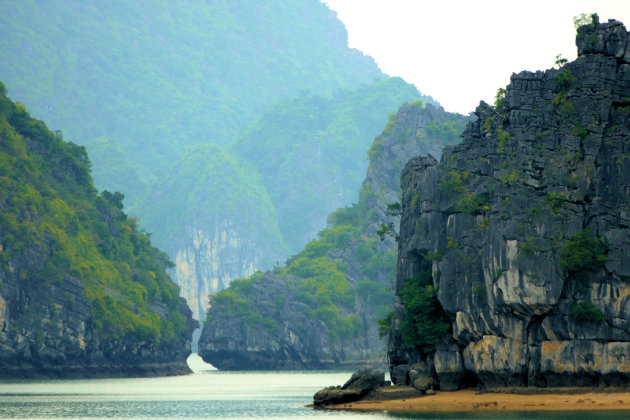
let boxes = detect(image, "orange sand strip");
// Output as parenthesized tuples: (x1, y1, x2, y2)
(322, 389, 630, 413)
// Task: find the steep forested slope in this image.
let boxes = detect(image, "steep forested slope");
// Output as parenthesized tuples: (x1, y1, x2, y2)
(137, 78, 427, 321)
(198, 103, 468, 369)
(0, 85, 195, 377)
(0, 1, 434, 321)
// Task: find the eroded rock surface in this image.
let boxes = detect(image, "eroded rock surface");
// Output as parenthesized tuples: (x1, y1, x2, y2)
(389, 19, 630, 388)
(313, 367, 385, 406)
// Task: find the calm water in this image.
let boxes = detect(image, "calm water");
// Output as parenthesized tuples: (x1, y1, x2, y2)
(0, 354, 628, 419)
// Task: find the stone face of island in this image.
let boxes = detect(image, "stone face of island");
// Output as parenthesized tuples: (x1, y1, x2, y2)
(389, 19, 630, 388)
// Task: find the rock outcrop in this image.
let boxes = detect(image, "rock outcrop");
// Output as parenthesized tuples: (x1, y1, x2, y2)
(389, 19, 630, 388)
(173, 222, 267, 321)
(313, 367, 385, 407)
(199, 104, 468, 369)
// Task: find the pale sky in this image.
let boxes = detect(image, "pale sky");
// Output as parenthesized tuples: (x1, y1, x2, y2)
(323, 0, 630, 114)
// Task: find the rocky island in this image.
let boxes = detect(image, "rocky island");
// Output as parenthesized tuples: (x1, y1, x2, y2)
(0, 88, 197, 378)
(389, 16, 630, 389)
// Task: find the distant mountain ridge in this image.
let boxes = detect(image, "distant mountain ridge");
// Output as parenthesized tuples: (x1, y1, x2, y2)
(0, 0, 384, 185)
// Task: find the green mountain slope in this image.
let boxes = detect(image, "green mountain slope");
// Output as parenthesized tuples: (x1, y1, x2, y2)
(0, 84, 195, 377)
(86, 137, 146, 209)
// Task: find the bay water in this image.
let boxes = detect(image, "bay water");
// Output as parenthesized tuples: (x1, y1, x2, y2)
(0, 354, 628, 419)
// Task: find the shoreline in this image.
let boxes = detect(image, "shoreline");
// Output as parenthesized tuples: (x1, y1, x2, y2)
(316, 388, 630, 413)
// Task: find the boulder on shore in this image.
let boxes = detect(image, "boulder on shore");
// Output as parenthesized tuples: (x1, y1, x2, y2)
(313, 367, 384, 407)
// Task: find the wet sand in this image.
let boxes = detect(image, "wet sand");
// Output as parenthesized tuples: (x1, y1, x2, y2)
(320, 388, 630, 413)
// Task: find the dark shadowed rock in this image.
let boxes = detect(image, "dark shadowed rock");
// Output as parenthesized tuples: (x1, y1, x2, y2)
(391, 364, 410, 386)
(313, 386, 365, 407)
(434, 338, 465, 391)
(314, 368, 384, 406)
(412, 376, 435, 392)
(342, 367, 384, 390)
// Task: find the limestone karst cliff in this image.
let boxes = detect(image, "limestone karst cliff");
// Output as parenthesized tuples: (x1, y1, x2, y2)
(198, 103, 467, 369)
(0, 86, 197, 378)
(138, 143, 287, 322)
(389, 18, 630, 388)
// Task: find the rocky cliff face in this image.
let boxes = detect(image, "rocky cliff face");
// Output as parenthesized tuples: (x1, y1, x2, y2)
(0, 272, 196, 378)
(389, 19, 630, 388)
(198, 103, 467, 369)
(174, 222, 263, 321)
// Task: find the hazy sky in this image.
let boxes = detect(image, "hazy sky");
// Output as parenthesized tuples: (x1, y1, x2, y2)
(323, 0, 630, 114)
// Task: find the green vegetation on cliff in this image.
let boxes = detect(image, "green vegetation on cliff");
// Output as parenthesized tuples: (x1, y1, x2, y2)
(560, 229, 608, 279)
(1, 1, 439, 325)
(0, 86, 187, 342)
(202, 102, 469, 363)
(399, 261, 450, 355)
(208, 195, 395, 341)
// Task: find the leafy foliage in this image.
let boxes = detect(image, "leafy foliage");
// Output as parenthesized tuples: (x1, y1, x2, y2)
(455, 193, 489, 214)
(556, 69, 578, 93)
(209, 276, 278, 333)
(400, 260, 451, 354)
(574, 13, 599, 29)
(425, 119, 467, 143)
(206, 185, 397, 342)
(494, 88, 507, 114)
(554, 54, 568, 69)
(0, 88, 186, 342)
(560, 229, 608, 278)
(378, 311, 393, 338)
(569, 300, 606, 323)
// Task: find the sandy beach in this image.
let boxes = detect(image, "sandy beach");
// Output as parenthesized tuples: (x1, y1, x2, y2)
(319, 388, 630, 413)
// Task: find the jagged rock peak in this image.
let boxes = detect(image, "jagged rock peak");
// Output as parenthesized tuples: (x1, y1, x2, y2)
(576, 18, 630, 60)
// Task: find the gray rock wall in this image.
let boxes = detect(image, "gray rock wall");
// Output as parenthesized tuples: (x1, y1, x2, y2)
(0, 270, 196, 378)
(389, 19, 630, 388)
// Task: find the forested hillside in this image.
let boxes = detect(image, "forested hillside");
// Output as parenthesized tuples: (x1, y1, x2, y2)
(0, 85, 195, 377)
(139, 144, 287, 320)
